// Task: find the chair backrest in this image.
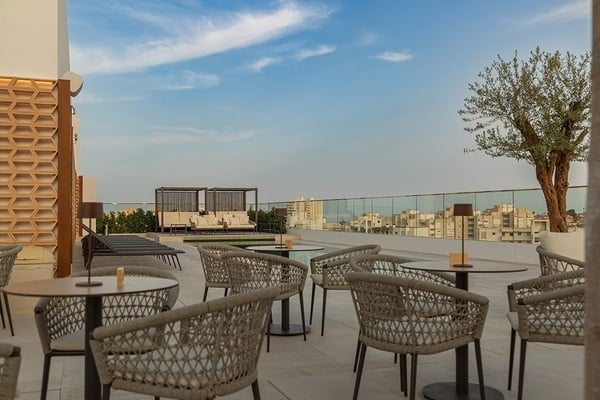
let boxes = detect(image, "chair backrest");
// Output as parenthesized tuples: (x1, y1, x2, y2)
(350, 253, 455, 286)
(197, 244, 241, 285)
(0, 245, 23, 287)
(221, 251, 308, 299)
(34, 266, 179, 353)
(0, 342, 21, 400)
(536, 245, 585, 276)
(90, 287, 279, 399)
(345, 271, 488, 352)
(310, 244, 380, 274)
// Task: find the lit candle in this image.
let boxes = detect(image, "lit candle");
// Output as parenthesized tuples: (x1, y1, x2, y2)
(116, 267, 124, 288)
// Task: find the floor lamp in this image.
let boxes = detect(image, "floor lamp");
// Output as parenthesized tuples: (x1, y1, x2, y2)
(453, 203, 473, 267)
(274, 208, 287, 248)
(76, 201, 104, 287)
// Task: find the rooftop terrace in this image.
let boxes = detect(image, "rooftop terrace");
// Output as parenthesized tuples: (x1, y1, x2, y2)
(2, 234, 583, 400)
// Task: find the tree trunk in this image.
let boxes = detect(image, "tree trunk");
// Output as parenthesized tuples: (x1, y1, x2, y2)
(535, 162, 569, 232)
(586, 1, 600, 397)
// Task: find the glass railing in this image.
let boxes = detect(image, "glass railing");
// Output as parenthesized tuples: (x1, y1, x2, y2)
(100, 186, 586, 244)
(255, 186, 587, 244)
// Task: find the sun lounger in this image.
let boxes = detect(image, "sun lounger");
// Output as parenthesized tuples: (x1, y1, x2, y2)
(81, 226, 184, 270)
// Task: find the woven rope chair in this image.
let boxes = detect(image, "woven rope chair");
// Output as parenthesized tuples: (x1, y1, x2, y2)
(536, 245, 585, 276)
(0, 342, 21, 400)
(309, 244, 380, 335)
(0, 245, 23, 337)
(506, 269, 585, 400)
(349, 253, 457, 390)
(197, 244, 242, 301)
(34, 266, 180, 400)
(90, 287, 279, 400)
(346, 271, 489, 400)
(221, 251, 308, 352)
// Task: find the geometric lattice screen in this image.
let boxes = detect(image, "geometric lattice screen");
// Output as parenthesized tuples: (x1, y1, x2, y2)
(0, 77, 59, 254)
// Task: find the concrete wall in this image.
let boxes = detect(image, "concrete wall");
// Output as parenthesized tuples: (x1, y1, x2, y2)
(291, 229, 539, 266)
(0, 0, 70, 79)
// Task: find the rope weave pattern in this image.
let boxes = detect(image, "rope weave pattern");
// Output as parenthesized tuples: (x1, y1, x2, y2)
(0, 342, 21, 400)
(35, 267, 179, 354)
(537, 245, 584, 276)
(310, 245, 380, 288)
(0, 245, 22, 287)
(346, 272, 488, 355)
(197, 244, 240, 287)
(222, 252, 308, 300)
(90, 288, 278, 399)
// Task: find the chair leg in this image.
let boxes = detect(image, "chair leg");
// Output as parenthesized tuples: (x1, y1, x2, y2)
(251, 379, 261, 400)
(40, 354, 52, 400)
(102, 384, 111, 400)
(353, 342, 367, 400)
(321, 288, 327, 336)
(0, 293, 5, 329)
(202, 287, 209, 302)
(224, 288, 229, 297)
(309, 282, 316, 324)
(474, 339, 486, 400)
(267, 311, 272, 352)
(517, 339, 527, 400)
(353, 337, 361, 373)
(508, 328, 516, 390)
(409, 353, 418, 400)
(299, 291, 307, 341)
(400, 354, 407, 397)
(2, 292, 13, 336)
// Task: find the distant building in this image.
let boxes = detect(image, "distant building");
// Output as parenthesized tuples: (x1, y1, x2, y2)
(288, 197, 325, 230)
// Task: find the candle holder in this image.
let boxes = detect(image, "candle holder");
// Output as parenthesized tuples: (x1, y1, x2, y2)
(453, 203, 473, 268)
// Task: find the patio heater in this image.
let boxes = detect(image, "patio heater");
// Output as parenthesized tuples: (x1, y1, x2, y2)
(452, 203, 473, 267)
(274, 208, 287, 248)
(76, 202, 104, 287)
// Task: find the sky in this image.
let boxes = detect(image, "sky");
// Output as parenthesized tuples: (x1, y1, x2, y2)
(67, 0, 592, 204)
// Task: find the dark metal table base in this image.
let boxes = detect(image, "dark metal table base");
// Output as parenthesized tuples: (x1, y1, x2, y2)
(423, 382, 504, 400)
(270, 324, 311, 336)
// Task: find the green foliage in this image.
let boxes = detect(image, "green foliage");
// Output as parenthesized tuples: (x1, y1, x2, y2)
(459, 47, 591, 165)
(98, 208, 156, 234)
(247, 208, 287, 233)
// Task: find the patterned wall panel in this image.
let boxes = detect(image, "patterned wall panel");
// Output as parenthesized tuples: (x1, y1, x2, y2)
(0, 77, 59, 254)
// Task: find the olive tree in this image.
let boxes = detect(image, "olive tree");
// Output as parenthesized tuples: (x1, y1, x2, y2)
(459, 48, 591, 232)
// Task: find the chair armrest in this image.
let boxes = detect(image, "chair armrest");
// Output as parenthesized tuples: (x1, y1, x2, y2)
(507, 269, 585, 311)
(515, 285, 585, 343)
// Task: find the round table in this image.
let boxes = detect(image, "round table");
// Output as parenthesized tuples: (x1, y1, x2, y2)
(246, 244, 324, 336)
(4, 276, 179, 400)
(401, 261, 528, 400)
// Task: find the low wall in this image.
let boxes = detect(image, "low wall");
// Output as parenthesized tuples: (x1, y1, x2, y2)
(291, 229, 539, 266)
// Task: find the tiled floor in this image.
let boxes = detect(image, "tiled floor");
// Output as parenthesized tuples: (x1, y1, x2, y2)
(2, 238, 583, 399)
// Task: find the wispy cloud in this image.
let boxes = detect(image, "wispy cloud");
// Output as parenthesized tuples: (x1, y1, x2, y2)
(87, 127, 254, 147)
(295, 45, 336, 60)
(71, 2, 331, 75)
(72, 93, 144, 104)
(355, 32, 378, 47)
(162, 71, 220, 90)
(523, 0, 590, 25)
(146, 127, 254, 144)
(248, 57, 281, 72)
(373, 50, 413, 63)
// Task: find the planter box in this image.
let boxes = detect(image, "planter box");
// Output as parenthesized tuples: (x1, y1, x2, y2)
(9, 246, 56, 314)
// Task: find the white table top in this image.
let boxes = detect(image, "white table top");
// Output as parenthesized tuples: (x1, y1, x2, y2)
(246, 244, 325, 252)
(401, 260, 528, 274)
(4, 276, 179, 298)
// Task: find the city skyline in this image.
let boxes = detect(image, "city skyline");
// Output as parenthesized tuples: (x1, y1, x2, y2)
(69, 1, 592, 203)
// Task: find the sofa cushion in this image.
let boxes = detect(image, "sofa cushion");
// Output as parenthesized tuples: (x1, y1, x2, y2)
(539, 230, 585, 262)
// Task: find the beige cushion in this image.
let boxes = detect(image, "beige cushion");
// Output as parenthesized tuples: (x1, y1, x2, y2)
(539, 230, 585, 262)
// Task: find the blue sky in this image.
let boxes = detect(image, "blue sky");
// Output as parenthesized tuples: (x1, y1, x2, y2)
(68, 0, 592, 203)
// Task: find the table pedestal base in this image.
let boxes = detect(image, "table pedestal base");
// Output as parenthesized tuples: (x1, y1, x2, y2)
(423, 382, 504, 400)
(269, 324, 310, 336)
